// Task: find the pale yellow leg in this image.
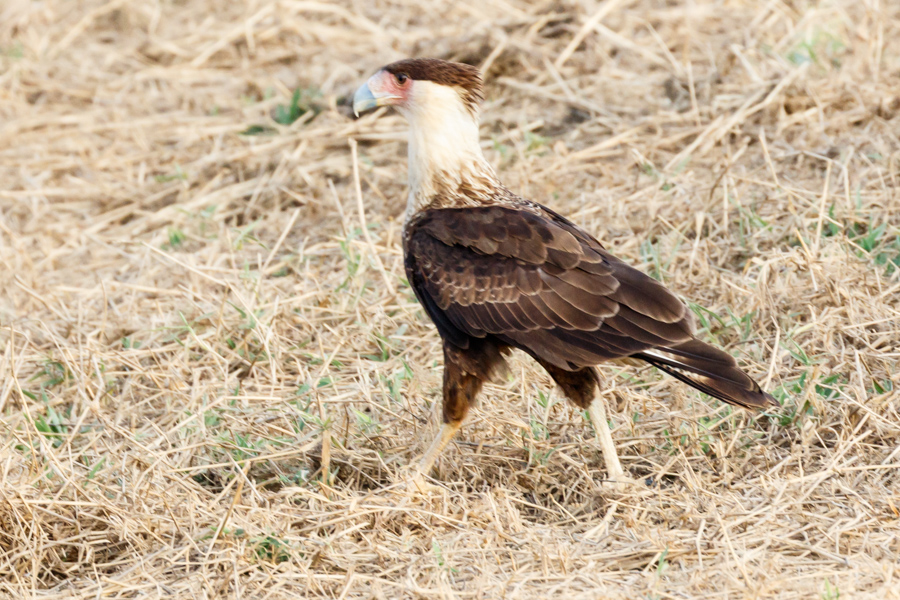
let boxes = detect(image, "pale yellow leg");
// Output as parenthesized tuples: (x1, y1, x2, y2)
(588, 393, 628, 487)
(408, 421, 463, 492)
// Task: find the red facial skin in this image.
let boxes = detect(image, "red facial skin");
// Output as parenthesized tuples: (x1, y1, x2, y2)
(368, 69, 412, 108)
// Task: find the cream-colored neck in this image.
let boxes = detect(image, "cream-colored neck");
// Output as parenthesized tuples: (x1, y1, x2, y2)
(397, 81, 497, 220)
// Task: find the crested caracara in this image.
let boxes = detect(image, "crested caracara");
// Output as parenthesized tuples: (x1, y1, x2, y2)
(353, 58, 775, 489)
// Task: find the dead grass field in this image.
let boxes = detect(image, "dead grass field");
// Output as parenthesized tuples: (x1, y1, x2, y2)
(2, 0, 900, 597)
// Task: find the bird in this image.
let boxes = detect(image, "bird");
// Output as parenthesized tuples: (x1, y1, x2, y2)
(352, 58, 776, 489)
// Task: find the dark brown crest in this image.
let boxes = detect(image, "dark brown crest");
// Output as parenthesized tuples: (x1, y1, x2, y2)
(383, 58, 484, 112)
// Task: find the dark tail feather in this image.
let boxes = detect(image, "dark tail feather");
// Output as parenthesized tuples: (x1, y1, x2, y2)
(635, 339, 777, 409)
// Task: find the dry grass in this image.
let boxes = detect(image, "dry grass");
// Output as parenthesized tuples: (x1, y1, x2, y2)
(2, 0, 899, 597)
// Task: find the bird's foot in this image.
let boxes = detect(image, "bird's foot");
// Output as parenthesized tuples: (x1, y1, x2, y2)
(393, 469, 445, 496)
(603, 468, 640, 493)
(410, 475, 444, 495)
(605, 476, 639, 492)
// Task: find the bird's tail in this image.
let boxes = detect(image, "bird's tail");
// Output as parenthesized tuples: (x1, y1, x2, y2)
(635, 338, 776, 409)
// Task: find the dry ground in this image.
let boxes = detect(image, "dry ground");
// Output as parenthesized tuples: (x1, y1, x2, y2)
(2, 0, 900, 598)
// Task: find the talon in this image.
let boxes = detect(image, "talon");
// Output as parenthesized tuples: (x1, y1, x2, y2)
(604, 474, 639, 492)
(397, 472, 444, 495)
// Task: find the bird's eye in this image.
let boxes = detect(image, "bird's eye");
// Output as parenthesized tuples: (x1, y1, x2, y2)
(396, 73, 409, 85)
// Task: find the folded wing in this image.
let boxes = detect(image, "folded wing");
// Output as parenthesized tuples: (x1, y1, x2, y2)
(405, 205, 774, 409)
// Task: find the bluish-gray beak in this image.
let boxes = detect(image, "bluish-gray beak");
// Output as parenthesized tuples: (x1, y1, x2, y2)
(353, 82, 380, 117)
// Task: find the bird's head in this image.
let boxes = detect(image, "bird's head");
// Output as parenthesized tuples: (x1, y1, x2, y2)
(353, 58, 483, 121)
(353, 59, 494, 218)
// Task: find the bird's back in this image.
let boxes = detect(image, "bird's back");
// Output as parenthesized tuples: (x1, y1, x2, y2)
(404, 201, 775, 409)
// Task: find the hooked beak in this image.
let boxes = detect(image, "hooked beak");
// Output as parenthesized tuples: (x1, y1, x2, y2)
(352, 72, 401, 117)
(352, 83, 380, 117)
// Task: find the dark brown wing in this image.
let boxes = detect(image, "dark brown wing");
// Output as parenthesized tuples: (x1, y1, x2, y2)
(405, 205, 775, 409)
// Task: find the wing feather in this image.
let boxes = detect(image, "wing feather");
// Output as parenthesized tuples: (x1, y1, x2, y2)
(605, 305, 693, 345)
(406, 205, 690, 364)
(404, 204, 773, 409)
(540, 271, 617, 317)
